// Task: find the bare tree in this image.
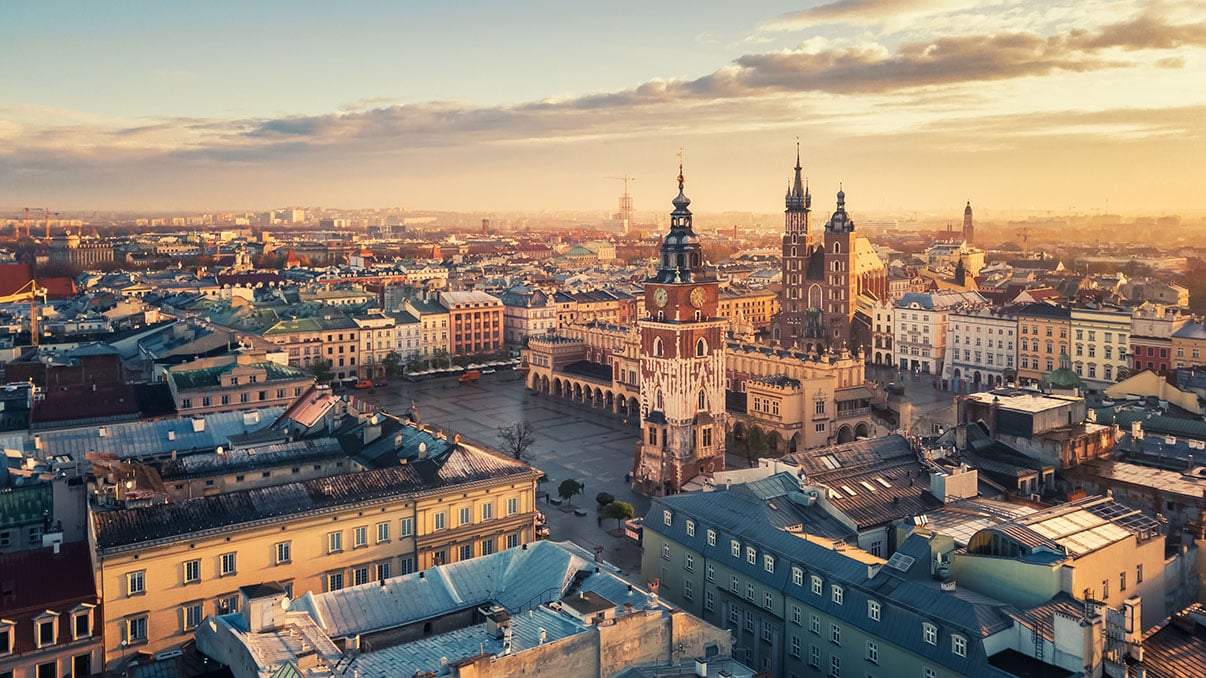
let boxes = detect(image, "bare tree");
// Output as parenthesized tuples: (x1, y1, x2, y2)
(497, 421, 536, 461)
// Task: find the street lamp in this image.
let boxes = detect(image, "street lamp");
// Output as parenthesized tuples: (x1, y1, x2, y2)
(120, 639, 129, 677)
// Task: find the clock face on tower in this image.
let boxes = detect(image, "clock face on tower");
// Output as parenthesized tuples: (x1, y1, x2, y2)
(689, 287, 706, 308)
(653, 288, 668, 307)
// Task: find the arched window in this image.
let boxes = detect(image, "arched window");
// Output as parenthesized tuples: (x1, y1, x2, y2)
(653, 337, 664, 357)
(791, 246, 797, 257)
(696, 338, 707, 356)
(656, 391, 664, 410)
(698, 390, 707, 411)
(833, 242, 841, 254)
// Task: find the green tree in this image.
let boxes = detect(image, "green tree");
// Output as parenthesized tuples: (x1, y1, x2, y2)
(309, 358, 334, 384)
(383, 351, 402, 377)
(406, 353, 425, 374)
(743, 424, 768, 468)
(430, 348, 451, 369)
(558, 479, 585, 507)
(497, 421, 536, 461)
(601, 501, 635, 529)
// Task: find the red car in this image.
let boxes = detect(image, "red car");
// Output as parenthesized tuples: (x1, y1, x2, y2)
(353, 379, 373, 389)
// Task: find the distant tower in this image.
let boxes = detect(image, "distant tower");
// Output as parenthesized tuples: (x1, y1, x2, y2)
(632, 162, 727, 495)
(770, 142, 812, 347)
(963, 201, 974, 245)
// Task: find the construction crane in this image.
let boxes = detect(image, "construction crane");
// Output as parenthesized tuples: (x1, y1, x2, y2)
(0, 280, 47, 347)
(1016, 226, 1031, 258)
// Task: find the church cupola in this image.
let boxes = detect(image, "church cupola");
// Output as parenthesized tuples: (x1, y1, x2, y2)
(825, 185, 855, 233)
(652, 162, 706, 284)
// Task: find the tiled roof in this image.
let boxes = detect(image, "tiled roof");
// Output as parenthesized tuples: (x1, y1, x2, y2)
(92, 443, 537, 553)
(1138, 610, 1206, 678)
(154, 438, 345, 481)
(0, 542, 96, 613)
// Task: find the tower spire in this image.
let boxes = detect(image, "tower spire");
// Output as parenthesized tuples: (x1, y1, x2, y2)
(786, 140, 808, 212)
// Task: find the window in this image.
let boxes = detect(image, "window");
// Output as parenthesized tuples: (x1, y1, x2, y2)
(434, 512, 447, 530)
(220, 552, 237, 576)
(830, 623, 841, 645)
(764, 554, 775, 572)
(328, 530, 344, 553)
(1102, 578, 1109, 599)
(866, 640, 879, 663)
(745, 611, 755, 632)
(924, 669, 937, 678)
(791, 635, 801, 658)
(811, 575, 823, 595)
(731, 540, 740, 558)
(481, 502, 494, 521)
(0, 624, 12, 655)
(1137, 564, 1143, 583)
(706, 563, 714, 581)
(353, 567, 370, 586)
(127, 571, 145, 596)
(126, 616, 147, 643)
(746, 546, 757, 565)
(354, 526, 368, 548)
(705, 591, 715, 612)
(327, 572, 344, 591)
(685, 553, 694, 571)
(831, 584, 844, 604)
(868, 599, 881, 622)
(792, 566, 804, 586)
(376, 521, 390, 543)
(72, 610, 91, 639)
(953, 634, 967, 657)
(506, 533, 520, 549)
(663, 509, 673, 526)
(458, 543, 473, 561)
(761, 619, 773, 642)
(184, 603, 203, 630)
(809, 644, 820, 669)
(730, 575, 739, 593)
(36, 618, 55, 648)
(707, 529, 716, 546)
(746, 583, 755, 601)
(829, 655, 841, 677)
(923, 622, 937, 645)
(810, 613, 820, 635)
(481, 538, 495, 555)
(400, 517, 414, 536)
(184, 559, 201, 583)
(685, 520, 695, 537)
(791, 604, 802, 625)
(1120, 571, 1127, 592)
(662, 543, 671, 560)
(684, 579, 694, 600)
(764, 591, 774, 609)
(458, 506, 472, 526)
(507, 497, 518, 515)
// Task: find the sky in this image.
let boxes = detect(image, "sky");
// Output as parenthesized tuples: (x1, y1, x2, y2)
(2, 0, 1205, 216)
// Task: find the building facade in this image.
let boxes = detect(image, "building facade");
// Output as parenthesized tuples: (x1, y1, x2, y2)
(90, 437, 541, 668)
(1171, 322, 1206, 369)
(1069, 305, 1131, 389)
(893, 291, 986, 380)
(942, 305, 1017, 392)
(1014, 303, 1072, 386)
(1129, 304, 1186, 376)
(166, 352, 313, 415)
(439, 290, 503, 358)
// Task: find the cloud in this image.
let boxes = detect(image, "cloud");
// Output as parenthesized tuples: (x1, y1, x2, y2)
(763, 0, 962, 30)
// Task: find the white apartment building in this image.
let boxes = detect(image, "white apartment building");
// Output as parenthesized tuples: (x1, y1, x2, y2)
(1070, 306, 1131, 389)
(893, 290, 986, 379)
(943, 305, 1017, 392)
(870, 297, 894, 367)
(354, 312, 397, 378)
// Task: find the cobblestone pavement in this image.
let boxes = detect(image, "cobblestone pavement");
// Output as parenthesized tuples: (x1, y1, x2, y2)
(355, 372, 647, 578)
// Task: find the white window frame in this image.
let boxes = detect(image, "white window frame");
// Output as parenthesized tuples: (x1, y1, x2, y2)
(923, 622, 938, 645)
(220, 552, 237, 576)
(868, 599, 881, 622)
(831, 584, 844, 605)
(811, 574, 823, 596)
(764, 554, 775, 572)
(353, 525, 368, 548)
(792, 566, 803, 586)
(953, 634, 967, 657)
(328, 531, 343, 553)
(376, 521, 390, 543)
(276, 541, 291, 565)
(127, 570, 146, 596)
(184, 559, 201, 584)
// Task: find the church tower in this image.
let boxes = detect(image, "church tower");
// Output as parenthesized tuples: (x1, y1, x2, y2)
(962, 201, 974, 245)
(818, 187, 859, 349)
(632, 164, 727, 496)
(771, 143, 812, 346)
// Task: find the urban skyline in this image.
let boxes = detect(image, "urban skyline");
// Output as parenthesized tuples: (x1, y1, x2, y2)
(3, 0, 1205, 213)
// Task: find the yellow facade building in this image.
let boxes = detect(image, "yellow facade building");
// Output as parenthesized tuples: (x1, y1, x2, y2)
(1015, 303, 1072, 386)
(90, 437, 540, 669)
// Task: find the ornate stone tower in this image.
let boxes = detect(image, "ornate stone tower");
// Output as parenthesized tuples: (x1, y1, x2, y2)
(770, 143, 812, 347)
(818, 186, 859, 348)
(632, 164, 727, 496)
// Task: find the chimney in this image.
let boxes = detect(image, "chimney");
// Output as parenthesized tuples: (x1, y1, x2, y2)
(694, 658, 708, 677)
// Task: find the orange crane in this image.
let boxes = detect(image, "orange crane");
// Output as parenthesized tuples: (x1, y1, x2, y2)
(0, 280, 47, 346)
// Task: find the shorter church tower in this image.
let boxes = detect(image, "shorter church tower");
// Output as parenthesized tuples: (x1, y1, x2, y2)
(963, 201, 974, 246)
(632, 164, 727, 496)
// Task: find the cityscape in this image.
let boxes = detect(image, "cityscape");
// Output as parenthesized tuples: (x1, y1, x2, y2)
(1, 3, 1205, 678)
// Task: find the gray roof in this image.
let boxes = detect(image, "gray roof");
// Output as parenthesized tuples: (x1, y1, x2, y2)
(154, 438, 345, 481)
(93, 442, 537, 553)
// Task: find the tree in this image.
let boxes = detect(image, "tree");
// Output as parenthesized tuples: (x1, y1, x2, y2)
(309, 358, 334, 384)
(497, 421, 536, 461)
(383, 351, 402, 378)
(742, 424, 768, 467)
(601, 501, 635, 529)
(430, 348, 451, 370)
(406, 353, 424, 374)
(558, 479, 584, 507)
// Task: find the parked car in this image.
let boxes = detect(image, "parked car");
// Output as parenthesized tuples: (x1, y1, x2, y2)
(458, 370, 481, 383)
(481, 367, 496, 374)
(354, 379, 373, 389)
(372, 378, 389, 387)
